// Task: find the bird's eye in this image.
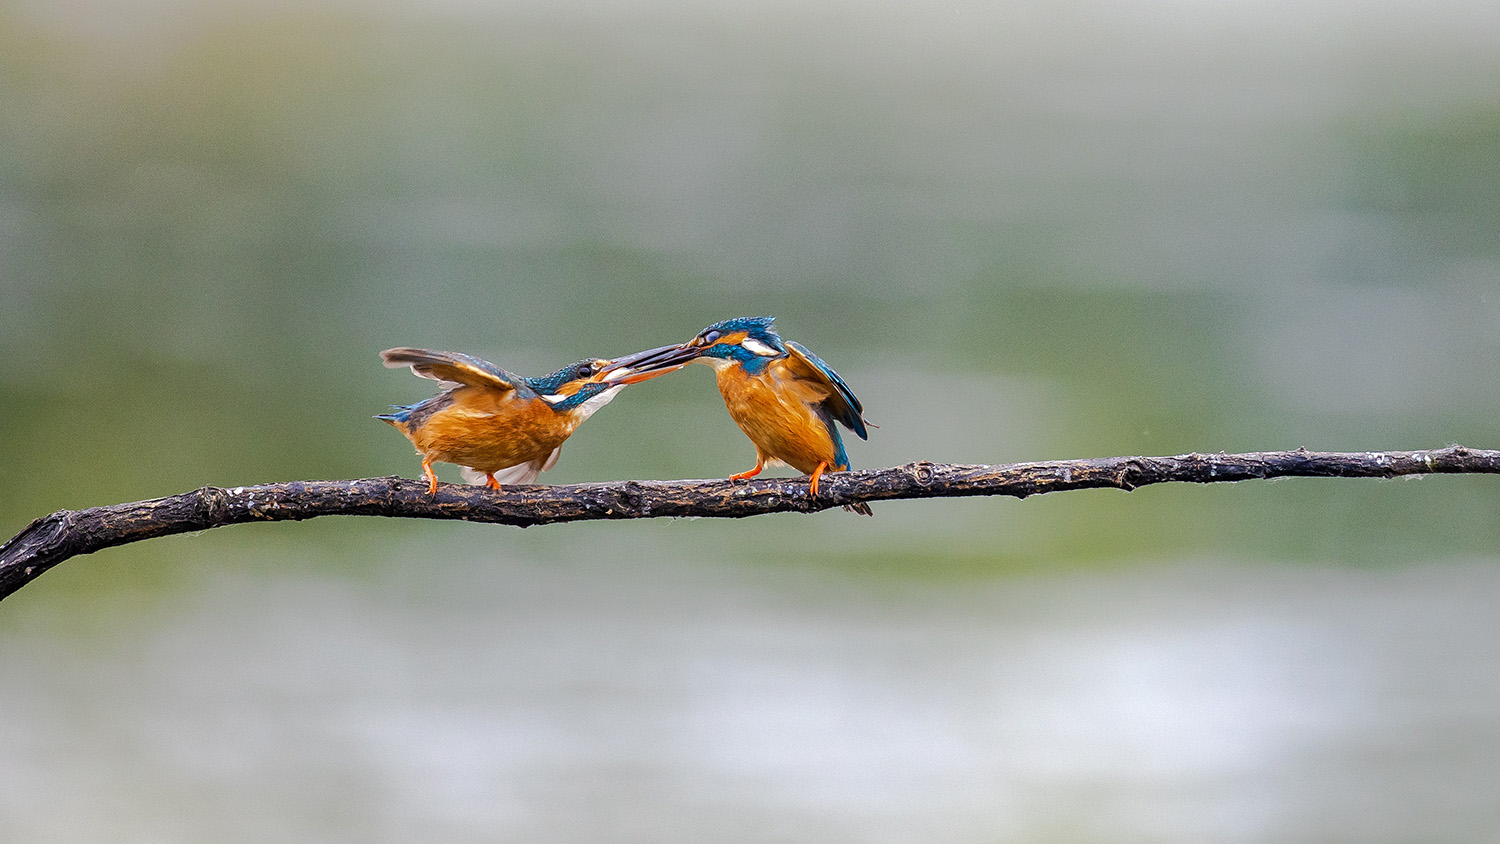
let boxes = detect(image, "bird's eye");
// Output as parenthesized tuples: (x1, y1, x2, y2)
(576, 364, 593, 378)
(703, 330, 721, 343)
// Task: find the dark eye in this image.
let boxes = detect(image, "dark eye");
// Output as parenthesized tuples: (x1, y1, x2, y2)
(576, 364, 593, 378)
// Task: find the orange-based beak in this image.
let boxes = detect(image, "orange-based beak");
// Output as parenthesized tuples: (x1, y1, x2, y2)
(599, 343, 701, 384)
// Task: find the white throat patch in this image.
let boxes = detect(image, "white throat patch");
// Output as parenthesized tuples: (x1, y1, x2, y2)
(573, 384, 625, 421)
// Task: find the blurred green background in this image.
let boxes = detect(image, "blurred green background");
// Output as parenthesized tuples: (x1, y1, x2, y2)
(4, 0, 1500, 841)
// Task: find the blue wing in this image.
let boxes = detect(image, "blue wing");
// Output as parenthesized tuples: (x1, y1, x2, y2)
(786, 340, 868, 440)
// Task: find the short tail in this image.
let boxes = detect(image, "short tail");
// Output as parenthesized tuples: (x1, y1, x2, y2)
(844, 502, 874, 517)
(375, 404, 417, 429)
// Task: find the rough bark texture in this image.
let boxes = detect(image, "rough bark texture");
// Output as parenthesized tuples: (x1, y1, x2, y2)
(3, 445, 1497, 601)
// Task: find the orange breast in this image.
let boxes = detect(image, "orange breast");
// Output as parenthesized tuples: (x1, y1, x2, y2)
(716, 363, 842, 474)
(406, 387, 578, 472)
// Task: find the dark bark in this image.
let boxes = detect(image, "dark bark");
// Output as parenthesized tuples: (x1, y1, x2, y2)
(3, 445, 1497, 601)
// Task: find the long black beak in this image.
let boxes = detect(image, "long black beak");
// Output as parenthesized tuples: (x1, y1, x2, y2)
(599, 343, 701, 384)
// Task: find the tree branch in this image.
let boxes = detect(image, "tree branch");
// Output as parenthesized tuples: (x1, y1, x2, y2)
(3, 445, 1497, 601)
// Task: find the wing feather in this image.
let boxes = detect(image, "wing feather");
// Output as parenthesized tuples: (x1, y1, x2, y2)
(380, 348, 528, 394)
(784, 341, 869, 440)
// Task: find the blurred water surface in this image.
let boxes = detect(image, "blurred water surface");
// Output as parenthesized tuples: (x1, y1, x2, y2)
(3, 0, 1500, 840)
(8, 541, 1500, 843)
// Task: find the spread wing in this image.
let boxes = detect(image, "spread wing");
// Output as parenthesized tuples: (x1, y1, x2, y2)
(380, 348, 529, 394)
(785, 341, 869, 440)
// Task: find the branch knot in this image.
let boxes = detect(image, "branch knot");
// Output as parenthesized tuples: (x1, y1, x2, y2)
(196, 485, 235, 527)
(909, 462, 937, 486)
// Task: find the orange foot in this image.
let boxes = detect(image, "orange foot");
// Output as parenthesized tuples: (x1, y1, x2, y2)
(484, 473, 501, 491)
(808, 461, 829, 498)
(422, 458, 440, 496)
(730, 455, 766, 482)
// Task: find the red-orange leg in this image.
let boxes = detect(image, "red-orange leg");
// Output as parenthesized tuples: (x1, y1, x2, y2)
(808, 461, 830, 498)
(729, 455, 766, 482)
(484, 473, 501, 491)
(422, 458, 440, 495)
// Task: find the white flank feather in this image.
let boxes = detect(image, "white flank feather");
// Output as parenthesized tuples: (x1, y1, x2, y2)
(460, 461, 545, 486)
(539, 447, 562, 472)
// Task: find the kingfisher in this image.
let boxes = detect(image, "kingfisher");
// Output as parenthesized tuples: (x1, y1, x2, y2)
(378, 347, 679, 495)
(601, 316, 874, 515)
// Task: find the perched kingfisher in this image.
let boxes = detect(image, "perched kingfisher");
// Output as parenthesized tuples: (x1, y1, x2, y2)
(378, 347, 678, 494)
(602, 316, 873, 515)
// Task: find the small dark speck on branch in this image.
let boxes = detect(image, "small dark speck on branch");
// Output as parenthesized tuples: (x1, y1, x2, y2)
(2, 446, 1497, 601)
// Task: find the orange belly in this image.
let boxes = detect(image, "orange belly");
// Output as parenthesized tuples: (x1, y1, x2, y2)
(403, 388, 577, 472)
(716, 365, 843, 474)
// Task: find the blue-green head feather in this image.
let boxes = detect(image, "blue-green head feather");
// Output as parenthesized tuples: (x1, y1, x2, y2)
(525, 358, 618, 412)
(526, 359, 601, 396)
(692, 316, 785, 373)
(697, 316, 782, 346)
